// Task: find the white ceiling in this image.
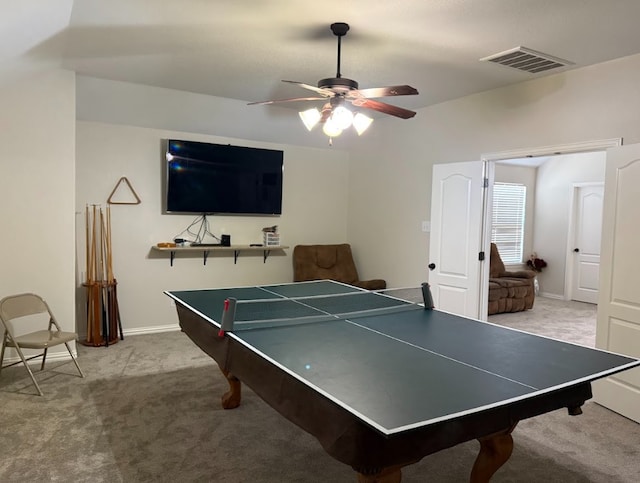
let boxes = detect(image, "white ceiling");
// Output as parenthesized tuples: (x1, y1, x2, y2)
(5, 0, 640, 115)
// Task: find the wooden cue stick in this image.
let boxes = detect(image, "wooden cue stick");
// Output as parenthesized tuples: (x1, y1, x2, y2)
(105, 206, 113, 341)
(100, 208, 109, 343)
(90, 205, 97, 283)
(85, 205, 90, 283)
(99, 208, 106, 283)
(85, 205, 92, 343)
(87, 206, 97, 342)
(93, 283, 101, 345)
(107, 206, 113, 282)
(106, 206, 120, 341)
(105, 206, 110, 282)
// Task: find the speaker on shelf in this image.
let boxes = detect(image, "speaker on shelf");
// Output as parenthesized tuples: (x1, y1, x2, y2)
(221, 234, 231, 246)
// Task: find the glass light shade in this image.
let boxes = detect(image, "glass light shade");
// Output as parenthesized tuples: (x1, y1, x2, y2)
(299, 108, 321, 131)
(331, 106, 354, 130)
(322, 118, 343, 137)
(353, 113, 374, 135)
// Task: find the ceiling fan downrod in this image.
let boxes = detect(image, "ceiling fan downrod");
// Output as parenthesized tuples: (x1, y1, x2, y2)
(330, 22, 350, 79)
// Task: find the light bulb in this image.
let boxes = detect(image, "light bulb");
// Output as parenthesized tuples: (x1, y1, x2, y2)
(353, 113, 373, 135)
(299, 108, 321, 131)
(322, 119, 343, 137)
(331, 106, 354, 130)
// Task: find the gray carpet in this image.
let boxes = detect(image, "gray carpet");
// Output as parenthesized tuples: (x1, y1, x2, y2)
(1, 296, 639, 482)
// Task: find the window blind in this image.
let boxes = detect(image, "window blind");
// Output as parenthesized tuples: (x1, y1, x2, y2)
(491, 182, 526, 264)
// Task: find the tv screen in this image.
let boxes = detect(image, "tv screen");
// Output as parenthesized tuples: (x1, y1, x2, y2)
(164, 139, 284, 215)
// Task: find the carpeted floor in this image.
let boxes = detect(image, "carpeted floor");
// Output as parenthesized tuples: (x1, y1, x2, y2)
(0, 296, 639, 482)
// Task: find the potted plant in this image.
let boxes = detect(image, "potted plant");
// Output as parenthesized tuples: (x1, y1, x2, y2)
(527, 253, 547, 272)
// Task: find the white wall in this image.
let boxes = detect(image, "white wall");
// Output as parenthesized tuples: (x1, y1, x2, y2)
(75, 121, 350, 333)
(348, 53, 640, 288)
(0, 69, 76, 358)
(533, 152, 605, 297)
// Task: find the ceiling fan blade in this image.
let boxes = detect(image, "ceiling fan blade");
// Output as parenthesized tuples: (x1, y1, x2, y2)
(351, 98, 417, 119)
(320, 103, 332, 123)
(282, 80, 334, 97)
(351, 85, 419, 99)
(247, 96, 326, 106)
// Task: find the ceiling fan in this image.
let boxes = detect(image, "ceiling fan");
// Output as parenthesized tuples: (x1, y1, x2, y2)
(248, 22, 419, 137)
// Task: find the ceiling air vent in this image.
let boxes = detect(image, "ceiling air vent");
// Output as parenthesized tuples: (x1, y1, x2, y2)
(480, 46, 572, 73)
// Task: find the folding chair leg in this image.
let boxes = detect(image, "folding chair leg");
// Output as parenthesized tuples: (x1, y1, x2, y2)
(0, 336, 7, 375)
(40, 347, 48, 371)
(64, 342, 85, 378)
(13, 344, 44, 396)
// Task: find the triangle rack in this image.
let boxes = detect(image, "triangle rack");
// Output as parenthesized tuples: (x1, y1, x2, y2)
(107, 176, 141, 205)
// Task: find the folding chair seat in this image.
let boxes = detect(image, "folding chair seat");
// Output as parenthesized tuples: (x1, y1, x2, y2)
(0, 293, 84, 396)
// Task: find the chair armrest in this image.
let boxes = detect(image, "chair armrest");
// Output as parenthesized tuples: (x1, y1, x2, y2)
(502, 270, 537, 279)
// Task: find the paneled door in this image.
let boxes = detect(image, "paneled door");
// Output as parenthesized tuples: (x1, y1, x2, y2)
(593, 143, 640, 423)
(428, 162, 486, 319)
(569, 184, 603, 304)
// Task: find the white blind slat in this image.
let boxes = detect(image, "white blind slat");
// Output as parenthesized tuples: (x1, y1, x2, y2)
(491, 182, 526, 264)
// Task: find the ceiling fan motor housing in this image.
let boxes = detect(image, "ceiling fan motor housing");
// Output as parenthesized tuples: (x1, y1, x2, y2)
(318, 77, 359, 92)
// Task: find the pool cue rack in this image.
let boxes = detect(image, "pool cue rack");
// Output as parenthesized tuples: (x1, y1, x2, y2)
(82, 204, 123, 347)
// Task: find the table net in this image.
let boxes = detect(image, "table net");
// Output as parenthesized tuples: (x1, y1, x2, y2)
(227, 290, 424, 331)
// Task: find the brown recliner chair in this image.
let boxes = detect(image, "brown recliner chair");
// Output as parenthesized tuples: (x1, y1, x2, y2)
(293, 244, 386, 290)
(488, 243, 536, 315)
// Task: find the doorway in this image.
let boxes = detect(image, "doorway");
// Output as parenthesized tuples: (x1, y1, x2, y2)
(491, 151, 605, 302)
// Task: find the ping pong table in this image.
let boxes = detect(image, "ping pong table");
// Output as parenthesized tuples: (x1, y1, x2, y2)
(166, 280, 639, 482)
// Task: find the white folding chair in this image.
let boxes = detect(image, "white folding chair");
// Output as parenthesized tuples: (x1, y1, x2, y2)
(0, 293, 84, 396)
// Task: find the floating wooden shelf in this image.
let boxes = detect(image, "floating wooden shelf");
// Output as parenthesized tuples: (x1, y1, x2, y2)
(151, 245, 289, 266)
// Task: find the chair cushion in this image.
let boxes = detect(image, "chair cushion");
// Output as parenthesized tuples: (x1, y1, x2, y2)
(316, 246, 338, 269)
(11, 330, 77, 349)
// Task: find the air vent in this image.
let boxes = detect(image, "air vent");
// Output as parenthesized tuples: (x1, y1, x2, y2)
(480, 46, 572, 73)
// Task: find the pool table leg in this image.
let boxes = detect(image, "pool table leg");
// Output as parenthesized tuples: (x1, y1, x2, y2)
(218, 365, 242, 409)
(470, 423, 518, 482)
(355, 465, 402, 483)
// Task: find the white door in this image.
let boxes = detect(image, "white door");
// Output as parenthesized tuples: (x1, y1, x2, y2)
(428, 162, 486, 319)
(593, 143, 640, 423)
(570, 184, 603, 304)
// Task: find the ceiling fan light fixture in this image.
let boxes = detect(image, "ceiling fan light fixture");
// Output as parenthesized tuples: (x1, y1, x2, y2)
(322, 118, 343, 137)
(331, 105, 354, 130)
(353, 112, 373, 135)
(249, 22, 418, 141)
(299, 108, 321, 131)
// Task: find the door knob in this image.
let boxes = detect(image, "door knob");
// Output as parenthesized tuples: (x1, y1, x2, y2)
(428, 263, 436, 270)
(573, 248, 580, 253)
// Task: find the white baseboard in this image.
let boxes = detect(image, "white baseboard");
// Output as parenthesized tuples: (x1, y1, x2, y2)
(539, 291, 564, 300)
(122, 324, 181, 336)
(2, 349, 78, 366)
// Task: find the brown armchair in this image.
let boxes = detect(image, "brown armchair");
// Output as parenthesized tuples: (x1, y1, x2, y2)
(488, 243, 536, 315)
(293, 244, 386, 290)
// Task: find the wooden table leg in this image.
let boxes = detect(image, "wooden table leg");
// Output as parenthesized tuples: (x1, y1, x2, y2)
(356, 466, 402, 483)
(470, 423, 518, 482)
(218, 366, 241, 409)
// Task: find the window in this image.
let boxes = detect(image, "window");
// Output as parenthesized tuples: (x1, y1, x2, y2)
(491, 182, 526, 264)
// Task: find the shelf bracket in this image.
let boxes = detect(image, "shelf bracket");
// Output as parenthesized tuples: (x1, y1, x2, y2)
(203, 250, 210, 265)
(170, 251, 175, 267)
(234, 250, 239, 264)
(263, 250, 271, 263)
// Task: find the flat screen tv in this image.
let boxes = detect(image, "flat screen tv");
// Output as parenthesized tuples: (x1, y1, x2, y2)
(164, 139, 284, 215)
